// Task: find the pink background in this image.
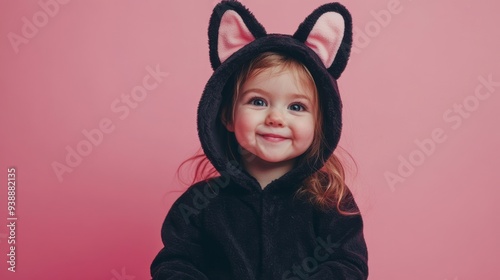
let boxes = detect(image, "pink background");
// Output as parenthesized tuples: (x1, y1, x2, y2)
(1, 0, 499, 279)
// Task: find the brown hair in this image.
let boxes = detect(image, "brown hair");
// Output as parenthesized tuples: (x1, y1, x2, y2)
(176, 52, 359, 215)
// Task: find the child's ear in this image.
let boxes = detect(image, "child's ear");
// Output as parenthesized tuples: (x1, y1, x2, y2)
(225, 122, 234, 132)
(293, 3, 353, 79)
(224, 119, 234, 132)
(208, 1, 267, 70)
(220, 112, 234, 132)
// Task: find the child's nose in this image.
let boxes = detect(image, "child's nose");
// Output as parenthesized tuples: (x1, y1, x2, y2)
(265, 109, 284, 127)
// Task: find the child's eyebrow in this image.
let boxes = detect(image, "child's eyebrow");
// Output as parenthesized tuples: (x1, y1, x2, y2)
(241, 88, 312, 103)
(289, 92, 313, 103)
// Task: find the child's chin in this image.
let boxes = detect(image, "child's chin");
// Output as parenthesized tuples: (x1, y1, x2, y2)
(255, 155, 296, 165)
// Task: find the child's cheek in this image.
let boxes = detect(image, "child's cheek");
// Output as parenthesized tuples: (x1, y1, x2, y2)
(295, 120, 315, 144)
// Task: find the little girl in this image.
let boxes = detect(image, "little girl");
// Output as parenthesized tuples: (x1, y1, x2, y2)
(151, 1, 368, 279)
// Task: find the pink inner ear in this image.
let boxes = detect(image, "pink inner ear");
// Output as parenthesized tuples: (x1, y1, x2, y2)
(218, 10, 255, 63)
(305, 12, 345, 68)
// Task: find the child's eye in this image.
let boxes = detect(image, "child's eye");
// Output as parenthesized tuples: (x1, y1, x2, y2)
(249, 97, 267, 107)
(289, 103, 307, 112)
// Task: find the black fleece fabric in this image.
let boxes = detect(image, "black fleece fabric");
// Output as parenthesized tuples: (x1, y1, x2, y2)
(150, 1, 368, 279)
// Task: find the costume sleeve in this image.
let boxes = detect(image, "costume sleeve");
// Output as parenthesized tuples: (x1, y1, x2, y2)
(150, 182, 210, 280)
(307, 192, 369, 280)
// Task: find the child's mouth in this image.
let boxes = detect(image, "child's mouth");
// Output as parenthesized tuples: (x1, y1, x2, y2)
(259, 134, 288, 142)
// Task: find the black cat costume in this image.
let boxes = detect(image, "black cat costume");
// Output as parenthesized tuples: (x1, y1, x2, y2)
(150, 1, 368, 279)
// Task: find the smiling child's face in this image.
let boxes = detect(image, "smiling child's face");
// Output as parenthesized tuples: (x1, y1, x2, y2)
(225, 66, 317, 167)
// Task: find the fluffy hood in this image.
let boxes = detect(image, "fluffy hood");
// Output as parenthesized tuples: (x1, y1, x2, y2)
(197, 0, 353, 194)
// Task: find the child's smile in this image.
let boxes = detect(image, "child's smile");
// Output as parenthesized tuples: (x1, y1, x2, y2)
(259, 133, 289, 142)
(226, 66, 317, 168)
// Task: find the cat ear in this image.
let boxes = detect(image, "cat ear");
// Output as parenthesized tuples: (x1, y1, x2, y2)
(293, 3, 353, 79)
(208, 1, 267, 70)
